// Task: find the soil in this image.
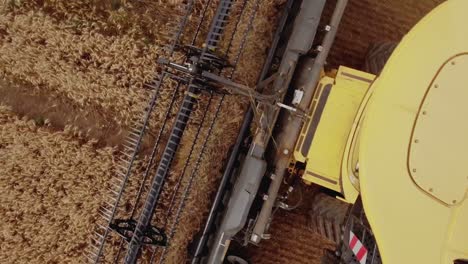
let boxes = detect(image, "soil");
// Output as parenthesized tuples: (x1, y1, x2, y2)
(0, 79, 124, 147)
(327, 0, 445, 70)
(248, 210, 334, 264)
(242, 186, 336, 264)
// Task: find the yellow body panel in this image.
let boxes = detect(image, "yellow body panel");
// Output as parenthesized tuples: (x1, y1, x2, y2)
(294, 67, 374, 201)
(359, 0, 468, 263)
(408, 55, 468, 205)
(341, 77, 377, 203)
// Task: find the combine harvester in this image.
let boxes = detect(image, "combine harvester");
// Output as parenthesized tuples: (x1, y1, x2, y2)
(87, 0, 468, 263)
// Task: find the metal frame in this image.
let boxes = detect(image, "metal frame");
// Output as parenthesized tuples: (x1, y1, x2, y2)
(189, 1, 298, 262)
(202, 0, 351, 263)
(251, 0, 349, 243)
(86, 0, 264, 263)
(86, 0, 352, 263)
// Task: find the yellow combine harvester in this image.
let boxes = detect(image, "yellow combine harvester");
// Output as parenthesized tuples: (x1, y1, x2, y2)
(292, 1, 468, 263)
(199, 0, 467, 263)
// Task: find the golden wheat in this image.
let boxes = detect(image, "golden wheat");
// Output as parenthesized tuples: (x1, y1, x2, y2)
(0, 0, 284, 262)
(0, 10, 159, 127)
(0, 105, 115, 263)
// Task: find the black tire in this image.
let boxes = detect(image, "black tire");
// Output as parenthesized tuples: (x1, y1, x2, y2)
(363, 42, 398, 75)
(309, 193, 350, 245)
(225, 255, 249, 264)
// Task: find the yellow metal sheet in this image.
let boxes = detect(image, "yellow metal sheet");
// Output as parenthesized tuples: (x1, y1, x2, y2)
(409, 55, 468, 205)
(299, 67, 371, 193)
(341, 78, 377, 203)
(358, 0, 468, 263)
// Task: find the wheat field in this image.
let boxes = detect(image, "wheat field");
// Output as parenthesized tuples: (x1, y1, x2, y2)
(0, 0, 283, 263)
(0, 104, 115, 263)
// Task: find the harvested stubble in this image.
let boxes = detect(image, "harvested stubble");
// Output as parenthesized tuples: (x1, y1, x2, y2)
(0, 105, 116, 263)
(247, 210, 334, 264)
(326, 0, 445, 69)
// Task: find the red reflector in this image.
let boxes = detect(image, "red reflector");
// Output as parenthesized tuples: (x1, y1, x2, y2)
(349, 231, 368, 264)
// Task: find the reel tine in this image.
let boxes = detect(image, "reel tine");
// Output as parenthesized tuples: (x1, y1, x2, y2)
(86, 0, 252, 262)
